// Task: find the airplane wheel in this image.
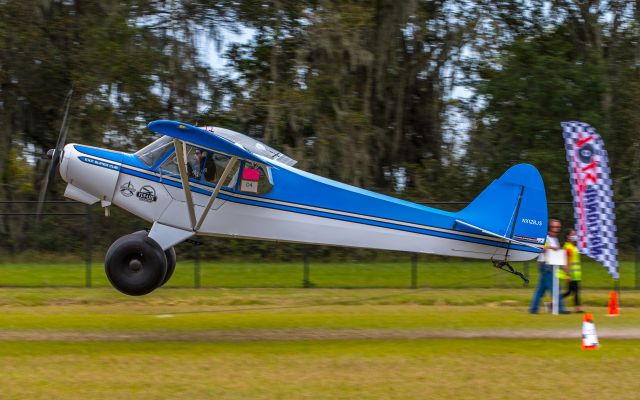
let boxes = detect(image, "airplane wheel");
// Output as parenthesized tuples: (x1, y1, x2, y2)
(130, 230, 176, 287)
(159, 247, 176, 287)
(105, 233, 167, 296)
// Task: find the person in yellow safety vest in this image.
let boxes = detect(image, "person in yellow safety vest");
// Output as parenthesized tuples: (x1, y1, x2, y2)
(561, 228, 583, 313)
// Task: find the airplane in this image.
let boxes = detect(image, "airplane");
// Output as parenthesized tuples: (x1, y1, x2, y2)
(44, 119, 548, 295)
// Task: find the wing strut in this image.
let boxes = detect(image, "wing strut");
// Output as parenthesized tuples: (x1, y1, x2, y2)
(194, 156, 238, 231)
(173, 139, 197, 230)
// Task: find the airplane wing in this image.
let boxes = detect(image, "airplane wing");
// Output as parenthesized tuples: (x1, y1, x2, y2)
(203, 126, 297, 166)
(147, 120, 274, 166)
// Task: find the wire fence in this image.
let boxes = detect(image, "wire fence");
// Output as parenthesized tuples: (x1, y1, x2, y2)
(0, 200, 637, 290)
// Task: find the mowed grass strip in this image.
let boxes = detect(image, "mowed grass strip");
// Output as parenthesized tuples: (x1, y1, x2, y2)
(0, 306, 637, 334)
(1, 339, 639, 400)
(0, 259, 635, 288)
(0, 287, 638, 308)
(0, 288, 638, 333)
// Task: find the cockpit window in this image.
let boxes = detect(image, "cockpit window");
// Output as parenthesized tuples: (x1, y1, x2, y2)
(135, 136, 174, 167)
(159, 144, 241, 187)
(239, 162, 273, 194)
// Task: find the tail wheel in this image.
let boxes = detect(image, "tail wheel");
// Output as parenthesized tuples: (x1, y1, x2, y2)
(105, 233, 167, 296)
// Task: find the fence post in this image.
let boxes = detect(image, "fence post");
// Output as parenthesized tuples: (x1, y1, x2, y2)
(636, 202, 640, 289)
(194, 244, 201, 288)
(303, 246, 310, 288)
(84, 204, 92, 288)
(411, 253, 418, 289)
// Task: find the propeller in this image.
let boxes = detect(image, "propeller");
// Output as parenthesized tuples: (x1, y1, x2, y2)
(36, 89, 73, 219)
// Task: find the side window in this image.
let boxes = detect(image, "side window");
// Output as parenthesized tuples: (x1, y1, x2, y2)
(200, 151, 240, 186)
(239, 162, 273, 194)
(159, 151, 179, 176)
(159, 145, 206, 179)
(136, 136, 174, 167)
(159, 144, 240, 187)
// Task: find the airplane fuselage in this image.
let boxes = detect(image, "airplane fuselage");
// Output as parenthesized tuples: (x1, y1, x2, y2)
(60, 143, 539, 261)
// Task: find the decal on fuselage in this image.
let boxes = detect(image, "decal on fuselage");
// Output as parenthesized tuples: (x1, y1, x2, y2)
(78, 156, 120, 171)
(240, 180, 258, 193)
(136, 185, 157, 202)
(513, 234, 545, 244)
(521, 218, 543, 226)
(120, 181, 135, 197)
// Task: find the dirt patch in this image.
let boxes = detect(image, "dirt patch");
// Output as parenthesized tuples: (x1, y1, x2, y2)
(1, 328, 639, 342)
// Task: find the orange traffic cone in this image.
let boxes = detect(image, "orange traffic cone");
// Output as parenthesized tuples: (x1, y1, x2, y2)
(582, 313, 599, 350)
(607, 291, 620, 316)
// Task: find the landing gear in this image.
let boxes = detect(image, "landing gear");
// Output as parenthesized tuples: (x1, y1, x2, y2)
(491, 258, 529, 284)
(105, 232, 170, 296)
(160, 246, 176, 287)
(130, 230, 176, 287)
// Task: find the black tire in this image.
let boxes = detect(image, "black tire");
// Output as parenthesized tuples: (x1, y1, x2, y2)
(131, 230, 176, 288)
(160, 247, 176, 287)
(105, 234, 167, 296)
(129, 230, 176, 288)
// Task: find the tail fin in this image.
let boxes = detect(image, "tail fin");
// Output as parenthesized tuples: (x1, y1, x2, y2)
(455, 164, 548, 249)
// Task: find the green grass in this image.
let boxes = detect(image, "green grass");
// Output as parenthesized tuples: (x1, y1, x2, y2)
(0, 258, 635, 288)
(0, 304, 637, 332)
(1, 287, 639, 399)
(0, 288, 638, 332)
(1, 339, 640, 399)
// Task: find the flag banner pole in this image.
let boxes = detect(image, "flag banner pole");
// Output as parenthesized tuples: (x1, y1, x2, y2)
(552, 265, 559, 315)
(561, 122, 619, 280)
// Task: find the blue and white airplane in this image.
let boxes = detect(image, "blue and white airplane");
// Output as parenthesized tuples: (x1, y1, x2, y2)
(47, 120, 548, 295)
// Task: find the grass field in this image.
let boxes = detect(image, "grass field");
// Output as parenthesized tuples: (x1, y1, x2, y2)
(0, 258, 636, 288)
(3, 339, 640, 400)
(1, 287, 640, 399)
(0, 260, 638, 399)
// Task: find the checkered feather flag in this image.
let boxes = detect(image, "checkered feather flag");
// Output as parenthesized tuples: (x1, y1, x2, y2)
(561, 122, 619, 279)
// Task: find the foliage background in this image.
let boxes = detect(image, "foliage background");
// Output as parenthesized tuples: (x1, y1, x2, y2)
(1, 0, 639, 259)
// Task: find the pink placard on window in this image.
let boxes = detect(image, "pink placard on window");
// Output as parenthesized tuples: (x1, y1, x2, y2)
(242, 168, 261, 181)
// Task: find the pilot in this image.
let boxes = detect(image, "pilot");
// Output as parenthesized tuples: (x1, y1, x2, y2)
(188, 148, 205, 179)
(202, 153, 217, 182)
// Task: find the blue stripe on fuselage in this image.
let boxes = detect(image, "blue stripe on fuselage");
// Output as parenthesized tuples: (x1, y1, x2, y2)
(212, 192, 536, 253)
(75, 145, 148, 169)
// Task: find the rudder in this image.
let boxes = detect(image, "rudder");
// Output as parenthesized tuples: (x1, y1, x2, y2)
(455, 164, 548, 248)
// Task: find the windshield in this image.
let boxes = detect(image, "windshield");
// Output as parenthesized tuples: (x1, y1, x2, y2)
(135, 136, 174, 167)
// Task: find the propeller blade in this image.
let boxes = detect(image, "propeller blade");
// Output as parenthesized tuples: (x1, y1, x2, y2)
(36, 89, 73, 220)
(55, 89, 73, 151)
(36, 160, 53, 216)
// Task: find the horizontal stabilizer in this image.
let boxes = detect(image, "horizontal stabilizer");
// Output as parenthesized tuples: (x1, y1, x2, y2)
(454, 219, 542, 249)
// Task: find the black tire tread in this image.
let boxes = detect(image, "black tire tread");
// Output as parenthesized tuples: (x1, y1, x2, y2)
(104, 233, 167, 296)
